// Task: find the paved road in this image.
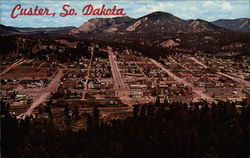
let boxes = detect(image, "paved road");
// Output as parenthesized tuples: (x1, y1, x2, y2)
(108, 49, 128, 90)
(37, 62, 46, 68)
(150, 59, 216, 103)
(169, 57, 193, 73)
(135, 62, 150, 80)
(188, 57, 208, 68)
(84, 47, 94, 88)
(217, 72, 250, 87)
(0, 59, 26, 76)
(17, 69, 63, 119)
(189, 57, 250, 87)
(82, 47, 94, 99)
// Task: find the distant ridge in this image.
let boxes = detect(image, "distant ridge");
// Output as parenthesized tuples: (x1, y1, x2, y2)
(0, 12, 249, 35)
(212, 18, 249, 32)
(70, 11, 225, 35)
(0, 24, 76, 35)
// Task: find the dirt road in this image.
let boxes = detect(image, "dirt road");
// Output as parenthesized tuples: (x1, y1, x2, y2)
(0, 59, 26, 76)
(150, 59, 216, 103)
(189, 57, 250, 87)
(17, 69, 63, 119)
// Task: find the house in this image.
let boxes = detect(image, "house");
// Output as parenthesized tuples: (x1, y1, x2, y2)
(15, 94, 29, 101)
(168, 63, 179, 69)
(88, 81, 94, 89)
(205, 82, 216, 88)
(131, 90, 143, 99)
(130, 84, 147, 89)
(12, 100, 27, 106)
(194, 81, 205, 88)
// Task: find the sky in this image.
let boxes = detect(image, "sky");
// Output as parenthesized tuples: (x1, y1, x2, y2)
(0, 1, 249, 27)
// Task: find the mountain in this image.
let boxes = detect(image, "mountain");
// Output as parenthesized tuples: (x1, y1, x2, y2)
(124, 11, 190, 33)
(212, 18, 249, 32)
(0, 24, 19, 34)
(1, 11, 226, 36)
(188, 19, 222, 32)
(1, 12, 249, 58)
(67, 11, 250, 57)
(0, 25, 76, 35)
(16, 26, 76, 34)
(70, 16, 133, 34)
(70, 11, 223, 35)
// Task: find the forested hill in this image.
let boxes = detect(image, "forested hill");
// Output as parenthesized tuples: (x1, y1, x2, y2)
(1, 100, 250, 158)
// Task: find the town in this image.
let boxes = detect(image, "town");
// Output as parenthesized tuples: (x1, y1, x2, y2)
(1, 41, 249, 129)
(1, 4, 250, 157)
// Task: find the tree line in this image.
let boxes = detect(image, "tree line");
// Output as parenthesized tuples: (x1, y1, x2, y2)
(1, 99, 250, 158)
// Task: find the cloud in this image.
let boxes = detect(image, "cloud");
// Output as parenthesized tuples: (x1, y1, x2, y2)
(189, 6, 198, 11)
(136, 2, 174, 14)
(203, 1, 216, 7)
(221, 2, 233, 11)
(0, 1, 247, 27)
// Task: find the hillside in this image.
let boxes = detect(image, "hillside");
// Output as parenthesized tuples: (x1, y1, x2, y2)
(212, 18, 249, 32)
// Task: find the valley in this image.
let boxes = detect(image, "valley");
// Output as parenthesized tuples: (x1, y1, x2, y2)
(1, 8, 250, 158)
(1, 11, 250, 127)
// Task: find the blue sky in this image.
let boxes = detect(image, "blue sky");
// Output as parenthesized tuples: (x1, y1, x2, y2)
(0, 1, 249, 27)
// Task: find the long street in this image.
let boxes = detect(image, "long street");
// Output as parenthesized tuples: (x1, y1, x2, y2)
(82, 46, 94, 99)
(188, 56, 250, 87)
(0, 59, 26, 76)
(108, 49, 127, 90)
(150, 58, 216, 103)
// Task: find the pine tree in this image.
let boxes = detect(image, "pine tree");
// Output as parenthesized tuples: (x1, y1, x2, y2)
(155, 95, 160, 106)
(64, 104, 71, 129)
(0, 100, 10, 116)
(38, 105, 43, 114)
(140, 106, 146, 117)
(45, 104, 53, 120)
(133, 105, 139, 118)
(163, 95, 169, 105)
(92, 106, 100, 127)
(87, 114, 93, 130)
(72, 105, 80, 121)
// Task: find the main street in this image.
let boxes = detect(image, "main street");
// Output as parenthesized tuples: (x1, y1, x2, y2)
(108, 48, 128, 90)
